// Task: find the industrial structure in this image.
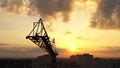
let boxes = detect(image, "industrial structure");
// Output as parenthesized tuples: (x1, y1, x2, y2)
(26, 18, 58, 68)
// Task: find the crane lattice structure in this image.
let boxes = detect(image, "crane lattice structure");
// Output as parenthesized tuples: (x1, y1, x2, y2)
(26, 18, 57, 67)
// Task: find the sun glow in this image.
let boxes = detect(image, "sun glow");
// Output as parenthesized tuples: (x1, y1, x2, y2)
(69, 44, 76, 52)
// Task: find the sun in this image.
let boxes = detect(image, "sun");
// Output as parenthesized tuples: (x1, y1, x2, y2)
(69, 44, 76, 52)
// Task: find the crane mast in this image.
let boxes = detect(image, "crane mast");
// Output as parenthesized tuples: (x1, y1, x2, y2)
(26, 18, 57, 67)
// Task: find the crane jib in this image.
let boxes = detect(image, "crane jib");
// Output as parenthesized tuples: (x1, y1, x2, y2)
(26, 18, 57, 65)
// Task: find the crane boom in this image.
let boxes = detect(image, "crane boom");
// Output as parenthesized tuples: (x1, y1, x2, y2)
(26, 18, 57, 65)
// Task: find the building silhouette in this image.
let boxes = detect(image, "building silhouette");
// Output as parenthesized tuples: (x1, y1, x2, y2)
(70, 53, 94, 68)
(31, 53, 120, 68)
(0, 53, 120, 68)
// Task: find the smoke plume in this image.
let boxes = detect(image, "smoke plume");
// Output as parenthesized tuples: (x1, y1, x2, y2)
(0, 0, 74, 22)
(90, 0, 120, 29)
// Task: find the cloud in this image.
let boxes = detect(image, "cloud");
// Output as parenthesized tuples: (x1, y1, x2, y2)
(0, 43, 69, 57)
(90, 0, 120, 29)
(0, 46, 43, 53)
(0, 43, 8, 46)
(96, 46, 120, 54)
(64, 31, 72, 35)
(57, 48, 68, 53)
(0, 0, 28, 14)
(0, 46, 43, 57)
(77, 37, 84, 40)
(0, 0, 74, 22)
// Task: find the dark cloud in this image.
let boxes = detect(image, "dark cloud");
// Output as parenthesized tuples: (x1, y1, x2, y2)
(29, 0, 74, 21)
(0, 0, 27, 14)
(0, 0, 74, 22)
(90, 0, 120, 29)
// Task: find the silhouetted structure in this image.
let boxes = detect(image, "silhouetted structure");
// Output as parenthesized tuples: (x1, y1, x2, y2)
(32, 54, 51, 68)
(0, 59, 32, 68)
(26, 18, 57, 68)
(32, 54, 79, 68)
(0, 54, 120, 68)
(70, 54, 94, 68)
(70, 54, 120, 68)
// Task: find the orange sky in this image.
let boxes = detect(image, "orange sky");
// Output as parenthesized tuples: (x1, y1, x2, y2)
(0, 0, 120, 58)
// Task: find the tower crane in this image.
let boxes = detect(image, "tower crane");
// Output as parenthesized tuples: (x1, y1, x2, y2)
(26, 18, 57, 67)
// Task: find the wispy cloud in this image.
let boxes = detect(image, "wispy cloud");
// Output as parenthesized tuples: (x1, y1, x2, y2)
(64, 31, 72, 35)
(77, 37, 84, 40)
(0, 43, 8, 46)
(0, 45, 44, 57)
(0, 43, 70, 57)
(0, 46, 43, 53)
(97, 46, 120, 54)
(57, 48, 69, 53)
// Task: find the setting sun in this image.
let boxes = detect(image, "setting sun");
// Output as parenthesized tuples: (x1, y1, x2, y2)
(69, 44, 76, 52)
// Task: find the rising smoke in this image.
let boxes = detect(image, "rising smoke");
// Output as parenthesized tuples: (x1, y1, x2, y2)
(90, 0, 120, 29)
(0, 0, 74, 22)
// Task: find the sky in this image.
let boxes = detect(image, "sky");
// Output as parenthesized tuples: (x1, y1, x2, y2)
(0, 0, 120, 58)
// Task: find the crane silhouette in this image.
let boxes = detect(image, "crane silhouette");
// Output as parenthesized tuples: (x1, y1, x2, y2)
(26, 18, 57, 68)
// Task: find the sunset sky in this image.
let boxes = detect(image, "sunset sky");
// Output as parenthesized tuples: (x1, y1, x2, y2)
(0, 0, 120, 58)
